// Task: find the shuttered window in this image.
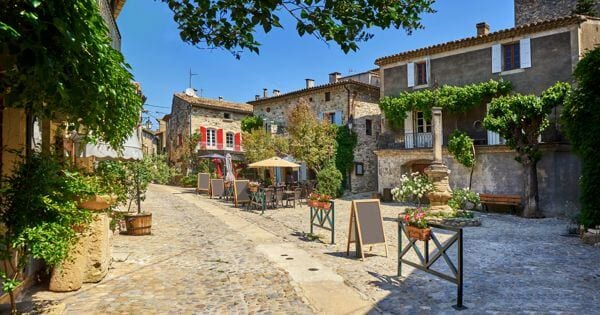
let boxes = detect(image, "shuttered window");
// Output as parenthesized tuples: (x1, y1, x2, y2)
(503, 43, 520, 71)
(416, 62, 427, 85)
(226, 132, 234, 149)
(206, 129, 216, 147)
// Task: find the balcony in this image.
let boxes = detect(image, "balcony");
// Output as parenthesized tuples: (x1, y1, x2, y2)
(377, 133, 432, 150)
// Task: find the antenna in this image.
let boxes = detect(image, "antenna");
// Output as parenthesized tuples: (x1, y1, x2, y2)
(188, 68, 198, 89)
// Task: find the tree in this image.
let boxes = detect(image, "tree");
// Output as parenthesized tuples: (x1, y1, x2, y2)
(484, 82, 570, 217)
(562, 46, 600, 228)
(242, 129, 289, 163)
(241, 115, 264, 132)
(182, 132, 202, 173)
(572, 0, 598, 15)
(447, 129, 476, 189)
(316, 163, 343, 197)
(164, 0, 435, 58)
(0, 1, 143, 152)
(287, 100, 337, 173)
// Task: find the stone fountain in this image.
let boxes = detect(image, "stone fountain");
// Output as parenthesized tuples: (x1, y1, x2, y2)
(424, 107, 453, 213)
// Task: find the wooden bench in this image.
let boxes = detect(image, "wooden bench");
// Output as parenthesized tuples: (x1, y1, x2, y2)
(480, 194, 522, 213)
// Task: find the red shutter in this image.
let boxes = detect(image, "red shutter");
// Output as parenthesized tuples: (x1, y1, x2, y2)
(200, 126, 207, 148)
(234, 133, 241, 151)
(216, 129, 224, 149)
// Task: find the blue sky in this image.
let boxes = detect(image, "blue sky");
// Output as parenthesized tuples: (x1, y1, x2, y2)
(117, 0, 514, 125)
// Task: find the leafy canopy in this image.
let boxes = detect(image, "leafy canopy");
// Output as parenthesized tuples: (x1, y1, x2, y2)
(379, 79, 511, 129)
(447, 130, 475, 168)
(287, 99, 337, 172)
(242, 129, 289, 163)
(163, 0, 435, 58)
(241, 115, 264, 132)
(0, 0, 143, 149)
(562, 46, 600, 227)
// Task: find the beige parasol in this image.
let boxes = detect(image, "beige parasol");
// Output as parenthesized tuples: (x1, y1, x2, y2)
(248, 156, 300, 169)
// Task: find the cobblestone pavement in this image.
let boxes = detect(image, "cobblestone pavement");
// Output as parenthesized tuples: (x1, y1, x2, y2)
(26, 184, 314, 314)
(194, 190, 600, 314)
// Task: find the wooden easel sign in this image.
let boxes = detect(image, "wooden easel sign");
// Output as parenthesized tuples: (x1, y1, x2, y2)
(197, 173, 210, 194)
(346, 199, 388, 260)
(233, 180, 250, 207)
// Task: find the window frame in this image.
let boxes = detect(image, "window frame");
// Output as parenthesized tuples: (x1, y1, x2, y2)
(223, 112, 232, 120)
(205, 128, 217, 148)
(366, 119, 372, 136)
(416, 62, 427, 85)
(225, 132, 234, 149)
(502, 42, 520, 71)
(416, 111, 432, 133)
(324, 112, 336, 124)
(325, 92, 331, 102)
(354, 162, 364, 176)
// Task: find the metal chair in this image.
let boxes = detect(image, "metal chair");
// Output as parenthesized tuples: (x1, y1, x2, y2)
(286, 188, 302, 208)
(274, 189, 284, 208)
(264, 189, 274, 209)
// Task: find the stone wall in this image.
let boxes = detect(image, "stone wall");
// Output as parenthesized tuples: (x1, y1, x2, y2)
(190, 107, 247, 139)
(515, 0, 600, 26)
(98, 0, 121, 51)
(167, 96, 191, 168)
(375, 144, 581, 218)
(351, 99, 381, 193)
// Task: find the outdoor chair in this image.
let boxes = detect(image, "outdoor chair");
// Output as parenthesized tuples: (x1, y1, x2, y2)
(274, 189, 284, 208)
(286, 188, 302, 208)
(264, 189, 274, 209)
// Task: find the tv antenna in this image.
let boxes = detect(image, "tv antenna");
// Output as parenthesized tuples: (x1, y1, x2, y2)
(188, 68, 199, 89)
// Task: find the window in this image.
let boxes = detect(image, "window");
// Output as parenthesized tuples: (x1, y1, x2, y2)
(416, 111, 432, 133)
(309, 97, 313, 102)
(503, 42, 520, 71)
(416, 62, 427, 85)
(206, 129, 216, 147)
(366, 119, 372, 136)
(355, 163, 364, 176)
(226, 132, 234, 149)
(324, 112, 335, 124)
(325, 92, 331, 102)
(177, 134, 182, 146)
(223, 112, 231, 120)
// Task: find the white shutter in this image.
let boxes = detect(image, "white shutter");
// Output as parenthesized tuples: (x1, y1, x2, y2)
(425, 57, 431, 85)
(407, 62, 415, 87)
(491, 44, 501, 73)
(520, 38, 531, 68)
(486, 103, 501, 145)
(404, 111, 414, 149)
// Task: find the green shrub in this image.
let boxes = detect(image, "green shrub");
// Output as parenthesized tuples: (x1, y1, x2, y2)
(241, 115, 264, 132)
(144, 154, 174, 184)
(448, 188, 480, 211)
(181, 174, 197, 187)
(316, 164, 343, 197)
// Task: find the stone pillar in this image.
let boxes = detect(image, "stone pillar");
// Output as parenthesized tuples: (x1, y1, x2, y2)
(425, 107, 453, 213)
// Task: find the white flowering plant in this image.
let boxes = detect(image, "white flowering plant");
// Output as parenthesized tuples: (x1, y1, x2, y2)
(391, 172, 434, 207)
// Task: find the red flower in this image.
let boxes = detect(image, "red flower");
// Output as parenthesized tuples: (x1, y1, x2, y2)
(404, 214, 410, 222)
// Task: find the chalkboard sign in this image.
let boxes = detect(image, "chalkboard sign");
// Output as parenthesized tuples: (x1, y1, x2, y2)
(197, 173, 210, 194)
(346, 199, 388, 260)
(210, 179, 224, 198)
(233, 180, 250, 207)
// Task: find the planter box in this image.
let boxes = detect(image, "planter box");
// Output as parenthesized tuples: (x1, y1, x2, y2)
(406, 225, 431, 241)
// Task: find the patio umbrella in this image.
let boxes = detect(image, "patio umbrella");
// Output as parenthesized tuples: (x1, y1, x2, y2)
(248, 156, 300, 168)
(225, 153, 235, 182)
(198, 153, 225, 177)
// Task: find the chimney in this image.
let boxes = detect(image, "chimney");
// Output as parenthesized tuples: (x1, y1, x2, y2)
(329, 72, 342, 83)
(476, 22, 490, 36)
(273, 89, 280, 96)
(255, 94, 260, 100)
(305, 79, 315, 88)
(263, 88, 268, 98)
(218, 96, 223, 101)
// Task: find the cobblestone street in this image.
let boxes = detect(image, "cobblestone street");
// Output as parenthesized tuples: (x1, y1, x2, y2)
(24, 184, 600, 314)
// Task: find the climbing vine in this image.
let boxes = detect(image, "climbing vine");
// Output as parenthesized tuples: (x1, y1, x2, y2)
(379, 79, 512, 127)
(334, 125, 357, 191)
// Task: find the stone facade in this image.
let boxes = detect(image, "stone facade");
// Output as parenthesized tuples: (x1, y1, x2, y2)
(515, 0, 600, 26)
(167, 92, 252, 171)
(141, 129, 158, 155)
(248, 76, 380, 193)
(98, 0, 121, 50)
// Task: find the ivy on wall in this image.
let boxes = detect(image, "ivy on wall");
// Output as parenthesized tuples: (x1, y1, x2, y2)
(379, 79, 512, 128)
(334, 125, 357, 192)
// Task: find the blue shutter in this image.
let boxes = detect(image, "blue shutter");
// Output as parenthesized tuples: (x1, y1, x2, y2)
(318, 112, 324, 121)
(334, 111, 343, 126)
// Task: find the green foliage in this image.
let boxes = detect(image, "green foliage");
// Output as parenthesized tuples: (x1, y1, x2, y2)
(124, 160, 154, 213)
(241, 115, 264, 132)
(402, 208, 428, 228)
(144, 154, 174, 184)
(96, 160, 128, 205)
(447, 130, 475, 168)
(484, 82, 571, 164)
(562, 47, 600, 227)
(242, 129, 289, 163)
(334, 126, 357, 191)
(0, 0, 143, 150)
(448, 188, 480, 211)
(181, 174, 197, 188)
(316, 164, 343, 198)
(379, 79, 512, 127)
(164, 0, 435, 58)
(572, 0, 598, 15)
(287, 100, 337, 172)
(183, 132, 202, 173)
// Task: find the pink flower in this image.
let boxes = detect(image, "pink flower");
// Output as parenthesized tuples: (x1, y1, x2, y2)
(404, 215, 410, 222)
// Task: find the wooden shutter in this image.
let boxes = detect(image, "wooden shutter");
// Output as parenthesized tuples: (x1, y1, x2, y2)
(520, 38, 531, 68)
(200, 126, 207, 147)
(234, 132, 241, 151)
(334, 111, 343, 126)
(216, 128, 223, 149)
(318, 112, 324, 121)
(492, 44, 501, 73)
(407, 62, 415, 87)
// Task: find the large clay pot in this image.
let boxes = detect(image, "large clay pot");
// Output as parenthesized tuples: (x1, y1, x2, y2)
(124, 213, 152, 236)
(77, 194, 116, 211)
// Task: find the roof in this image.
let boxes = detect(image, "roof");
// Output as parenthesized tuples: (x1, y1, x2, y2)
(112, 0, 127, 18)
(247, 80, 379, 105)
(376, 15, 597, 66)
(174, 93, 253, 114)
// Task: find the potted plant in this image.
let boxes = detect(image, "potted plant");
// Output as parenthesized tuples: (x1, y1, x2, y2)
(318, 194, 332, 210)
(123, 160, 153, 236)
(308, 193, 319, 208)
(403, 208, 431, 241)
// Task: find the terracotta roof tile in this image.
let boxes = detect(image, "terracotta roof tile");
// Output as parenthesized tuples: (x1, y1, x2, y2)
(175, 93, 253, 114)
(247, 80, 378, 104)
(376, 15, 596, 66)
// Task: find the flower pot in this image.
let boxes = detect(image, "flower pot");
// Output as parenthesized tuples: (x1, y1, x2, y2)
(321, 202, 331, 210)
(308, 200, 317, 208)
(406, 225, 431, 241)
(124, 213, 152, 236)
(77, 194, 116, 211)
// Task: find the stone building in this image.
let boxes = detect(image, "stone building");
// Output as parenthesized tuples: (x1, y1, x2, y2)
(374, 15, 600, 217)
(167, 89, 253, 172)
(248, 71, 381, 193)
(141, 128, 159, 156)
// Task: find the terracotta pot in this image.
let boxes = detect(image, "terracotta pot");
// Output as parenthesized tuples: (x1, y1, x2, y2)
(77, 194, 116, 211)
(406, 225, 431, 241)
(124, 213, 152, 236)
(307, 200, 317, 207)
